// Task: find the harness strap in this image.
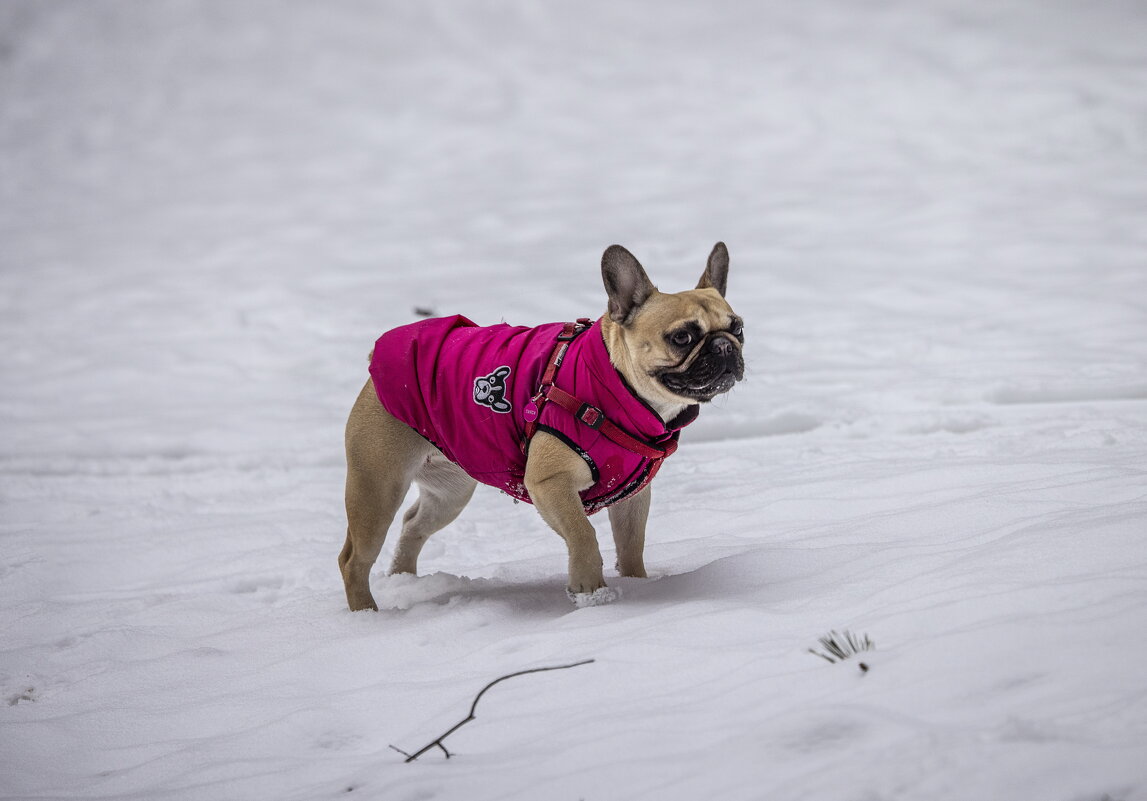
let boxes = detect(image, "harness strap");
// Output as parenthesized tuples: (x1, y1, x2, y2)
(543, 386, 676, 460)
(522, 320, 586, 448)
(521, 319, 677, 462)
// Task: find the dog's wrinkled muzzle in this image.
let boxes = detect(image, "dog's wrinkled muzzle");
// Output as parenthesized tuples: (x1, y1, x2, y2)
(657, 334, 744, 402)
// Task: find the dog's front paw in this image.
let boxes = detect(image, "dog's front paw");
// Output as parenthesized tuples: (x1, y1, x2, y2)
(567, 585, 622, 608)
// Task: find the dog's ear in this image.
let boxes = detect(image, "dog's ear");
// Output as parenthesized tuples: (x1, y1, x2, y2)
(696, 242, 729, 297)
(494, 366, 511, 380)
(602, 245, 656, 324)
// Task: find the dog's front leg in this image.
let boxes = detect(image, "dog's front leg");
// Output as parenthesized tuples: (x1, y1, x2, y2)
(525, 431, 616, 604)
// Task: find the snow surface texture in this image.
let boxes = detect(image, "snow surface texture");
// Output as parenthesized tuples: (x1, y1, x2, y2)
(2, 1, 1146, 799)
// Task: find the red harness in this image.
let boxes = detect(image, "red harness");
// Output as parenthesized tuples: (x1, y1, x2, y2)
(522, 319, 678, 471)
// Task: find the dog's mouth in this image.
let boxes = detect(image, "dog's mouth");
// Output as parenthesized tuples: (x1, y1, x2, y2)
(656, 353, 744, 403)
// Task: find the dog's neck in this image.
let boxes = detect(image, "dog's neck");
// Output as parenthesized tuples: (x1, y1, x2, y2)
(642, 394, 690, 426)
(599, 316, 689, 425)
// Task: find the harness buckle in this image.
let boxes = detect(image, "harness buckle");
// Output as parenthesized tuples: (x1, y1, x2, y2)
(576, 403, 606, 430)
(557, 318, 593, 341)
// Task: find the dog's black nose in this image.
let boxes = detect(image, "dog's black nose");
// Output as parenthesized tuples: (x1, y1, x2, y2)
(709, 335, 735, 358)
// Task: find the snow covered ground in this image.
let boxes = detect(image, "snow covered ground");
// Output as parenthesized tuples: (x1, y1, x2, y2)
(2, 1, 1146, 799)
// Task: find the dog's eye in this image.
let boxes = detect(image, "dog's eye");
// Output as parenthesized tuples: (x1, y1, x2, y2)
(671, 330, 694, 348)
(729, 319, 743, 338)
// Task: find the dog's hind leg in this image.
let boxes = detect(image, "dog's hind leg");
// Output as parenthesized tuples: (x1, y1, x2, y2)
(340, 381, 432, 611)
(390, 456, 477, 576)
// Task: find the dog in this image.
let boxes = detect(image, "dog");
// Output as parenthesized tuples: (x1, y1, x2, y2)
(339, 243, 744, 610)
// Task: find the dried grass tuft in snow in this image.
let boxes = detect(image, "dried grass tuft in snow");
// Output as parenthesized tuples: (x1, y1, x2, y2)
(809, 630, 875, 672)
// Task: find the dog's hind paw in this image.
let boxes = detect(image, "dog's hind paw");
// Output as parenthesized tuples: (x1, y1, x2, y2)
(567, 586, 621, 608)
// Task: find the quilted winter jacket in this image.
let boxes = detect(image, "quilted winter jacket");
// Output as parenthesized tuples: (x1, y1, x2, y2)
(369, 315, 697, 513)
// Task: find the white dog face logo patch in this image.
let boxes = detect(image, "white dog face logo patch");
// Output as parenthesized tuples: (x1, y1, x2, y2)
(473, 366, 512, 413)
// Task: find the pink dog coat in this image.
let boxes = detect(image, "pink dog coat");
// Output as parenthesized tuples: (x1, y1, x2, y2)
(369, 315, 698, 514)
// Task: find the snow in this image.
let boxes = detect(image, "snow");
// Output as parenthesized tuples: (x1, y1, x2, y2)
(2, 1, 1146, 799)
(567, 585, 623, 609)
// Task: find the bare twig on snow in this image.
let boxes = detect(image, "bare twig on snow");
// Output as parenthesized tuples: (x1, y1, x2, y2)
(391, 659, 596, 762)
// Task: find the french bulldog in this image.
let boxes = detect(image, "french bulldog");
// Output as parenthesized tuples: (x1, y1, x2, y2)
(339, 243, 744, 610)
